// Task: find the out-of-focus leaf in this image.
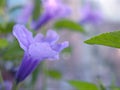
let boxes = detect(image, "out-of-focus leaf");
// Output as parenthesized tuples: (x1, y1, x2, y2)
(32, 0, 41, 20)
(62, 47, 72, 53)
(68, 80, 98, 90)
(110, 80, 120, 90)
(2, 40, 23, 60)
(84, 31, 120, 48)
(110, 87, 120, 90)
(0, 38, 8, 49)
(98, 80, 106, 90)
(9, 6, 23, 13)
(45, 69, 62, 80)
(54, 19, 85, 33)
(0, 0, 6, 8)
(0, 22, 15, 34)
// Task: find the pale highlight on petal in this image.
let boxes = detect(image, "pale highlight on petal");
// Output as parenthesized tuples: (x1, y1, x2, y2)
(28, 42, 57, 60)
(45, 30, 59, 44)
(52, 41, 69, 52)
(34, 33, 44, 42)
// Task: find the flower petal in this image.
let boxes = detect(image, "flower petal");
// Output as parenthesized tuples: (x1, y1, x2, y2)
(13, 24, 33, 51)
(34, 33, 44, 42)
(32, 13, 52, 30)
(43, 0, 71, 18)
(32, 0, 71, 30)
(52, 41, 69, 52)
(15, 53, 40, 83)
(28, 42, 58, 60)
(45, 30, 59, 44)
(80, 3, 102, 24)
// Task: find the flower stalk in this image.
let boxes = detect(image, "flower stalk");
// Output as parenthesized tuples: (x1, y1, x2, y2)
(0, 71, 3, 83)
(12, 81, 19, 90)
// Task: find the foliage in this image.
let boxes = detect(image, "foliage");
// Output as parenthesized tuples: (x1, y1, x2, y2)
(0, 22, 15, 34)
(1, 40, 23, 60)
(32, 0, 42, 20)
(54, 19, 85, 33)
(45, 69, 62, 80)
(0, 38, 8, 49)
(84, 31, 120, 48)
(68, 80, 98, 90)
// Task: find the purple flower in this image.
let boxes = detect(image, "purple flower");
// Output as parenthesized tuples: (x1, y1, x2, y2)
(80, 3, 102, 25)
(0, 81, 12, 90)
(13, 24, 69, 83)
(16, 3, 34, 24)
(32, 0, 70, 30)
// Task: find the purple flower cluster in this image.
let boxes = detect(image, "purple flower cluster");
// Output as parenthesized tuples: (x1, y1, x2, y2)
(13, 24, 69, 83)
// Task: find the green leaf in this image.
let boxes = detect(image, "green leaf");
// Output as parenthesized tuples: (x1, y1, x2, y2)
(0, 22, 15, 34)
(62, 47, 72, 53)
(32, 0, 41, 20)
(110, 87, 120, 90)
(54, 19, 85, 33)
(2, 40, 23, 60)
(45, 69, 62, 80)
(0, 0, 6, 8)
(68, 80, 98, 90)
(110, 80, 120, 90)
(84, 31, 120, 48)
(98, 80, 106, 90)
(0, 38, 8, 49)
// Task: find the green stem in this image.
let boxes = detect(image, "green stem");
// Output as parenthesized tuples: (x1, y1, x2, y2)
(0, 70, 6, 90)
(12, 81, 19, 90)
(42, 61, 48, 90)
(0, 71, 3, 83)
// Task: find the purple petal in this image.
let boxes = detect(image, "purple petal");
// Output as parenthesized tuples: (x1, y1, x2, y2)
(48, 53, 59, 60)
(32, 0, 71, 30)
(52, 41, 69, 52)
(2, 81, 12, 90)
(15, 53, 40, 83)
(34, 33, 44, 42)
(43, 0, 70, 18)
(31, 13, 52, 30)
(45, 30, 59, 45)
(28, 42, 58, 60)
(80, 3, 102, 24)
(13, 24, 33, 51)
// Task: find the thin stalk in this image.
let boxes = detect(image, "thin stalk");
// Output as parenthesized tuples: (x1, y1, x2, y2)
(12, 81, 19, 90)
(0, 71, 3, 83)
(0, 71, 5, 90)
(42, 61, 48, 90)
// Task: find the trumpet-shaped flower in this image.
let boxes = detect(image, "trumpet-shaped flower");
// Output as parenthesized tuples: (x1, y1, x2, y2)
(32, 0, 70, 30)
(13, 24, 69, 83)
(80, 3, 102, 25)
